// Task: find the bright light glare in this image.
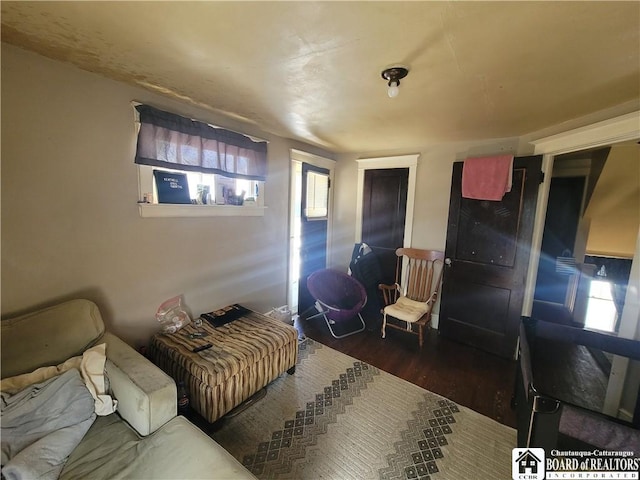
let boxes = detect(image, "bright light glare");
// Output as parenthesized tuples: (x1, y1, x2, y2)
(584, 280, 617, 332)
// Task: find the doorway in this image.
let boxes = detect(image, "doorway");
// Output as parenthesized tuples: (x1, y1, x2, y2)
(355, 154, 418, 253)
(532, 145, 638, 334)
(529, 111, 640, 422)
(288, 150, 334, 315)
(534, 175, 587, 306)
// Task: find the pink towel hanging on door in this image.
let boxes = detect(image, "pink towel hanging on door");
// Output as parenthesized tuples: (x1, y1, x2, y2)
(461, 155, 514, 201)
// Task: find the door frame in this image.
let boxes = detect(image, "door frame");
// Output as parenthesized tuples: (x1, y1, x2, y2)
(528, 110, 640, 421)
(289, 149, 335, 314)
(354, 154, 419, 246)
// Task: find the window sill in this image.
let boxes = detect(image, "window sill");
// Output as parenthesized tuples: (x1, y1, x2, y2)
(138, 203, 266, 218)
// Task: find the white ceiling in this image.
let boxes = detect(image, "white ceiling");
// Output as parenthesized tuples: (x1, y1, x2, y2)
(2, 1, 639, 153)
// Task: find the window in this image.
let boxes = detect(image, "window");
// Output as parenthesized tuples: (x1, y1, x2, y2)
(304, 170, 329, 219)
(584, 279, 617, 332)
(139, 165, 262, 207)
(133, 104, 267, 217)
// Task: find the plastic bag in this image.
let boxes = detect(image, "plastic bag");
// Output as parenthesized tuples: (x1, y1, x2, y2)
(267, 305, 293, 325)
(156, 295, 191, 334)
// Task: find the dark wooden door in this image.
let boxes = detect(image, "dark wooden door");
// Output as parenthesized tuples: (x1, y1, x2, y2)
(439, 156, 542, 358)
(362, 168, 409, 285)
(298, 163, 330, 315)
(534, 176, 586, 304)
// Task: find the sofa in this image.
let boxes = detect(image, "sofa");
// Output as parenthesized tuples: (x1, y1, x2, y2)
(1, 299, 256, 479)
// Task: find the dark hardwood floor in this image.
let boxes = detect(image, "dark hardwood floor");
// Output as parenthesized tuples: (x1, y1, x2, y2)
(295, 313, 517, 428)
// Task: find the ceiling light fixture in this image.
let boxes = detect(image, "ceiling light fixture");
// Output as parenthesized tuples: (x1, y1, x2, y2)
(381, 66, 409, 98)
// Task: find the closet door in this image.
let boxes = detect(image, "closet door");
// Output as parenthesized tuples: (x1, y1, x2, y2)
(439, 156, 542, 358)
(361, 168, 409, 285)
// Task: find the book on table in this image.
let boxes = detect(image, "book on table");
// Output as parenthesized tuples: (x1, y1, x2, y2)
(200, 304, 250, 327)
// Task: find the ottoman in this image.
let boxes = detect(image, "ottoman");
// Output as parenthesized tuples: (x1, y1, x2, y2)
(149, 307, 298, 423)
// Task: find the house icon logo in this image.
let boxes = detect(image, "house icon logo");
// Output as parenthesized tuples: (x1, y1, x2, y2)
(512, 448, 545, 480)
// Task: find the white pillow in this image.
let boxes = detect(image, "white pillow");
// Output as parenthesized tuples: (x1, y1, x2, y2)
(384, 296, 431, 323)
(80, 343, 117, 415)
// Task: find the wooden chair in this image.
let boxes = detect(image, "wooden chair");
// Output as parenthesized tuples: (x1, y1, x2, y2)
(379, 248, 445, 348)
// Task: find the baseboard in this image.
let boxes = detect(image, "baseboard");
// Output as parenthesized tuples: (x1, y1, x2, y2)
(618, 408, 634, 423)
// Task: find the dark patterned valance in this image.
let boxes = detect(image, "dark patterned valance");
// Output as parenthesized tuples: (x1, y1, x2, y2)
(135, 104, 267, 181)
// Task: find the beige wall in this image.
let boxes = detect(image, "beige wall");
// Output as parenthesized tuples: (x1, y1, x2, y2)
(329, 139, 524, 271)
(329, 140, 527, 328)
(0, 40, 526, 345)
(1, 44, 332, 346)
(3, 42, 637, 353)
(584, 143, 640, 257)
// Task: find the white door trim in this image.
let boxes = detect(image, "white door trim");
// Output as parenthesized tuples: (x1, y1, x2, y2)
(530, 111, 640, 156)
(355, 154, 419, 247)
(289, 149, 335, 314)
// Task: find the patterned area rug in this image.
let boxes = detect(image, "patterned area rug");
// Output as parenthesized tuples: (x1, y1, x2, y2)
(211, 338, 516, 479)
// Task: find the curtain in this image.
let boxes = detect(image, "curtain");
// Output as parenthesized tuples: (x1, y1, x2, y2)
(135, 104, 267, 181)
(610, 283, 627, 320)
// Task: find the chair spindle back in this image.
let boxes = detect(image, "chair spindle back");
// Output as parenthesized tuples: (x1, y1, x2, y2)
(396, 248, 445, 303)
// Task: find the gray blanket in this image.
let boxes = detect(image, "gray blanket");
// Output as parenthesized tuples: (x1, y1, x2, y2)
(1, 369, 96, 480)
